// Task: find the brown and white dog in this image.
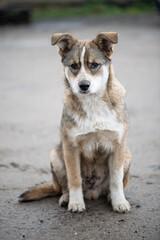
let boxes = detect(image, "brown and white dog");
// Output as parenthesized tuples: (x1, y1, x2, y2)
(19, 32, 132, 213)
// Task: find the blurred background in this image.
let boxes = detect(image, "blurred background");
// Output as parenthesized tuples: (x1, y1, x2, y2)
(0, 0, 159, 24)
(0, 1, 160, 240)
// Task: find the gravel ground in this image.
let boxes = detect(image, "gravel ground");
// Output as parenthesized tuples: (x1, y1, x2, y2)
(0, 14, 160, 240)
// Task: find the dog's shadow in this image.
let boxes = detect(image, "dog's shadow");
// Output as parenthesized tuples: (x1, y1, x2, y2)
(20, 195, 114, 216)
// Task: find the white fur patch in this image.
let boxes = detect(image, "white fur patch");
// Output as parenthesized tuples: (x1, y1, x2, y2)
(68, 186, 85, 212)
(109, 165, 124, 203)
(70, 95, 124, 142)
(109, 162, 130, 212)
(80, 46, 85, 68)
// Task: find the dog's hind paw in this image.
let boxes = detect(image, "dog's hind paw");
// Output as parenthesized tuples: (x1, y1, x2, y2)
(59, 193, 69, 207)
(112, 200, 131, 213)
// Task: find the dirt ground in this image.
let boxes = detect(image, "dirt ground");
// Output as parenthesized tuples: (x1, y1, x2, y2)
(0, 14, 160, 240)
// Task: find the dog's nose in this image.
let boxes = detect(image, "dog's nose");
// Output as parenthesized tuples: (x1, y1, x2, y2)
(79, 81, 90, 92)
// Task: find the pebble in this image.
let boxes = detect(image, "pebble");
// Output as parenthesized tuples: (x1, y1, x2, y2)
(135, 204, 141, 208)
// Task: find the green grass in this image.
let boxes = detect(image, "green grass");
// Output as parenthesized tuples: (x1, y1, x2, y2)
(32, 2, 154, 21)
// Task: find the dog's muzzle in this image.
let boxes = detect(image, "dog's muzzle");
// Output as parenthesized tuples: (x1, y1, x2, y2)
(78, 81, 90, 93)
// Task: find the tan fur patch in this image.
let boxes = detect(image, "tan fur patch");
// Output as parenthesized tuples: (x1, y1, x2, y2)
(62, 140, 82, 189)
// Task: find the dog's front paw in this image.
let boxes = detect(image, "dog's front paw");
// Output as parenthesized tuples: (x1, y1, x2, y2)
(112, 200, 131, 213)
(68, 187, 85, 212)
(68, 201, 86, 213)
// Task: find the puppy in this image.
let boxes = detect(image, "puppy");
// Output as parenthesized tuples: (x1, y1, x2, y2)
(19, 32, 132, 213)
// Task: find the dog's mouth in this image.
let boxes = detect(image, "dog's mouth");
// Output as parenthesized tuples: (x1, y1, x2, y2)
(79, 89, 90, 94)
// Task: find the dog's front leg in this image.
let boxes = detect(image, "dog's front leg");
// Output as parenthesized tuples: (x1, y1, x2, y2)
(63, 142, 85, 212)
(109, 145, 131, 213)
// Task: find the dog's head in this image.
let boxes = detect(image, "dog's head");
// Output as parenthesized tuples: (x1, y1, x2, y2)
(51, 32, 118, 97)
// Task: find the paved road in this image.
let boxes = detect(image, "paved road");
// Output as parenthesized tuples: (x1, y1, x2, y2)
(0, 14, 160, 240)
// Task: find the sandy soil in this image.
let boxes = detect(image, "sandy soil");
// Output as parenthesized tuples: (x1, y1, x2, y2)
(0, 14, 160, 240)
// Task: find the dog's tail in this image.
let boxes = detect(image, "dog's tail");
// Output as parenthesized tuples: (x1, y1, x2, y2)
(18, 182, 61, 202)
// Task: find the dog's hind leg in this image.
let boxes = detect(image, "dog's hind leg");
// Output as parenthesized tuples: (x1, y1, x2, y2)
(50, 145, 69, 207)
(19, 144, 66, 202)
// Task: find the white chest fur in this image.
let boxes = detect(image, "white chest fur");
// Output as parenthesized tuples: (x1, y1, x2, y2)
(70, 95, 124, 142)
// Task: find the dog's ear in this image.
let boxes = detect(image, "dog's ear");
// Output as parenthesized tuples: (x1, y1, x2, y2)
(93, 32, 118, 58)
(51, 33, 77, 58)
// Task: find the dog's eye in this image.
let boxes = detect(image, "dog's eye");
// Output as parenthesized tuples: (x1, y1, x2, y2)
(70, 63, 78, 70)
(91, 62, 99, 69)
